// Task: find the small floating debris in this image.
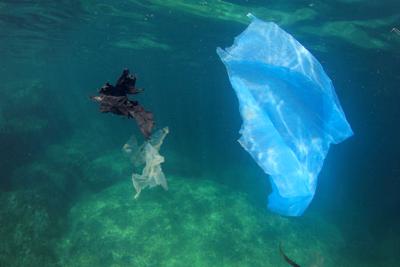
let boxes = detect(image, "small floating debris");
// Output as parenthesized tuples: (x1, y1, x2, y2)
(391, 27, 400, 36)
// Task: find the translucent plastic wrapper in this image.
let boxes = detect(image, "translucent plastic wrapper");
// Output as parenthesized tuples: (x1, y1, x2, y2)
(217, 14, 353, 216)
(123, 127, 169, 198)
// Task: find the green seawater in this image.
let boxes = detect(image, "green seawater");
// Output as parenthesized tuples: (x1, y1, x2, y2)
(0, 1, 399, 266)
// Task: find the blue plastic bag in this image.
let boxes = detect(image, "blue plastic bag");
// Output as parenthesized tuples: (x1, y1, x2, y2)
(217, 14, 353, 216)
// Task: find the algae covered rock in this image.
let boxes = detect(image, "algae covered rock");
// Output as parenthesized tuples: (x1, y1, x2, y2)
(58, 176, 344, 267)
(0, 80, 54, 135)
(11, 131, 131, 193)
(0, 190, 61, 267)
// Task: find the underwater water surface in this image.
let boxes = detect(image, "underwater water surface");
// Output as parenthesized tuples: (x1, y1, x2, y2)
(0, 0, 399, 266)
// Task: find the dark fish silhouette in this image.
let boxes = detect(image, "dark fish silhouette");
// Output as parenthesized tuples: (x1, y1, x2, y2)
(91, 69, 154, 139)
(279, 244, 301, 267)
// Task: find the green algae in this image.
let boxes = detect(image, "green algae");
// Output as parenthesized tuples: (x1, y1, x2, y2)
(0, 190, 59, 267)
(57, 176, 345, 267)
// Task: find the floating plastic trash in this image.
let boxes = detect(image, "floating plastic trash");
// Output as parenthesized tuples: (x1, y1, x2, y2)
(123, 127, 169, 199)
(217, 14, 353, 216)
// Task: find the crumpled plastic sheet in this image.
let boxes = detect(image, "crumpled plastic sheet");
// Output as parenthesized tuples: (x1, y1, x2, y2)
(217, 14, 353, 216)
(123, 127, 169, 199)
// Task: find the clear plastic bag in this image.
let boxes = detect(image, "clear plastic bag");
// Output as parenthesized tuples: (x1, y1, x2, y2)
(123, 127, 169, 198)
